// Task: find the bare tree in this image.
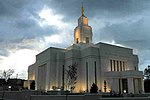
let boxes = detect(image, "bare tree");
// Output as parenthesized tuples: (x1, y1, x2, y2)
(0, 69, 14, 99)
(0, 69, 14, 81)
(65, 63, 77, 92)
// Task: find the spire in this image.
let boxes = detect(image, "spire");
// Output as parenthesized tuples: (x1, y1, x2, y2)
(74, 2, 93, 44)
(82, 2, 84, 16)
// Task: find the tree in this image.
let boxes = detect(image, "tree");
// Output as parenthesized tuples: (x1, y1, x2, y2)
(144, 65, 150, 79)
(144, 66, 150, 92)
(0, 69, 14, 99)
(90, 83, 98, 93)
(65, 63, 78, 92)
(0, 69, 14, 81)
(30, 81, 35, 90)
(144, 79, 150, 93)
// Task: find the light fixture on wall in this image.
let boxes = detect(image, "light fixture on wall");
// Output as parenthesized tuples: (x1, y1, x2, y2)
(123, 90, 126, 93)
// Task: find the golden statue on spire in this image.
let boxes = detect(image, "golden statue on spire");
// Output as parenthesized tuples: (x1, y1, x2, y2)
(82, 2, 84, 16)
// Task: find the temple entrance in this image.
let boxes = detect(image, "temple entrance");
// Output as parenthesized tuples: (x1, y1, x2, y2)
(119, 79, 128, 93)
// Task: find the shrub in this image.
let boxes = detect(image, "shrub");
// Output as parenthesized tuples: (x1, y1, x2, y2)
(90, 83, 98, 93)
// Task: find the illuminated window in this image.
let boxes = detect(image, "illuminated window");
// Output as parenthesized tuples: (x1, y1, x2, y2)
(76, 38, 79, 44)
(110, 60, 127, 72)
(86, 37, 89, 43)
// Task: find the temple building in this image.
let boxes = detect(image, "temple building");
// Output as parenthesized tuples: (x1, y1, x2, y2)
(28, 4, 144, 93)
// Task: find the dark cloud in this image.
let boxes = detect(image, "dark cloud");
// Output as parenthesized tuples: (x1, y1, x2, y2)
(0, 0, 60, 57)
(0, 0, 28, 18)
(15, 18, 36, 29)
(48, 0, 150, 21)
(98, 17, 150, 50)
(0, 0, 45, 18)
(0, 0, 150, 76)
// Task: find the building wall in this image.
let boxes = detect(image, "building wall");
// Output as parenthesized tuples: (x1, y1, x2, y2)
(65, 48, 81, 92)
(80, 46, 100, 92)
(31, 47, 65, 91)
(28, 43, 143, 93)
(28, 64, 36, 81)
(47, 48, 65, 91)
(28, 64, 36, 89)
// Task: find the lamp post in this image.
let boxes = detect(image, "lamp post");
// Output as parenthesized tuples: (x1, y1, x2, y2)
(104, 80, 107, 92)
(2, 71, 7, 100)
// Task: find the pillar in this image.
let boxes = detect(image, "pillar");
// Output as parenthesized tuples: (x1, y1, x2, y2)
(134, 78, 139, 93)
(46, 62, 50, 91)
(128, 78, 134, 93)
(119, 79, 123, 93)
(141, 78, 144, 93)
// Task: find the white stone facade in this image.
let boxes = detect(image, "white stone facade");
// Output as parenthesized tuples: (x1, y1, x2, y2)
(28, 5, 143, 94)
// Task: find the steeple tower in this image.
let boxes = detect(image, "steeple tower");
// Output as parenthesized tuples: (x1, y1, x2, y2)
(74, 3, 93, 44)
(82, 3, 84, 16)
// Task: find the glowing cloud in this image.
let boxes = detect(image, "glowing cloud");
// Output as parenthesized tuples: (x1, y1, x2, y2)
(0, 49, 39, 79)
(38, 6, 67, 29)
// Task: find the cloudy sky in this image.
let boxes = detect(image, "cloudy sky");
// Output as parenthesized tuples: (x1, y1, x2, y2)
(0, 0, 150, 79)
